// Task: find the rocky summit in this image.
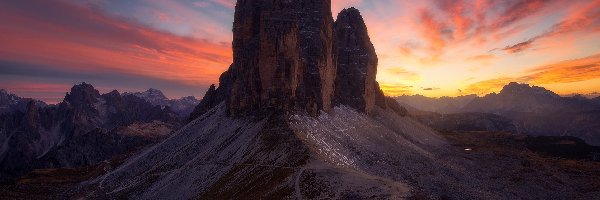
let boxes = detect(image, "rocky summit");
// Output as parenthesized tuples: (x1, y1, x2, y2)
(191, 1, 400, 119)
(333, 7, 379, 115)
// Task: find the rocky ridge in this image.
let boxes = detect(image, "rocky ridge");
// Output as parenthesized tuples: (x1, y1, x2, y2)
(0, 89, 46, 114)
(124, 88, 200, 118)
(463, 82, 596, 113)
(0, 83, 180, 181)
(395, 94, 477, 114)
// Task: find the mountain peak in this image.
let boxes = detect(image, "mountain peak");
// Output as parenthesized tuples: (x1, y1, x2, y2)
(338, 7, 362, 19)
(124, 88, 169, 105)
(144, 88, 167, 98)
(64, 82, 101, 106)
(146, 88, 163, 94)
(499, 82, 559, 98)
(333, 6, 379, 114)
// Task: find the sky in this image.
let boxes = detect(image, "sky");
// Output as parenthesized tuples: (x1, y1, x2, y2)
(0, 0, 599, 103)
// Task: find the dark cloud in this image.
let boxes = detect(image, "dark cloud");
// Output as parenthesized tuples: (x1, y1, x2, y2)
(502, 39, 535, 53)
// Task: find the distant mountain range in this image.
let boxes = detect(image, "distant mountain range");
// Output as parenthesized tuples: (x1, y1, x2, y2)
(0, 83, 182, 181)
(396, 82, 600, 145)
(395, 94, 476, 114)
(0, 89, 46, 114)
(124, 89, 200, 118)
(462, 82, 598, 114)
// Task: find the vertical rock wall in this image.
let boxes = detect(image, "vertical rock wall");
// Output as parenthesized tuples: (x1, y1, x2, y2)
(190, 2, 402, 119)
(227, 0, 335, 116)
(333, 8, 378, 114)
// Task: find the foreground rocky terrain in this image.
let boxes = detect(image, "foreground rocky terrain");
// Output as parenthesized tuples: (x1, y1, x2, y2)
(3, 122, 599, 199)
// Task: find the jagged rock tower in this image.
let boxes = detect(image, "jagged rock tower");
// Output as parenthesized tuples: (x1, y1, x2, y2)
(190, 1, 400, 120)
(333, 7, 379, 114)
(226, 0, 336, 116)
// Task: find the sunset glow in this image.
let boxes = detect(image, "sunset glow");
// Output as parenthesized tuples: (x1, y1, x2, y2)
(1, 0, 599, 103)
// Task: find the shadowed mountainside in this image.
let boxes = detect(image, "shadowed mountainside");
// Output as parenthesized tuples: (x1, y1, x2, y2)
(396, 82, 600, 145)
(0, 83, 180, 182)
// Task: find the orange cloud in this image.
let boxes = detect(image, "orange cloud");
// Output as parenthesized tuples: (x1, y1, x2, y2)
(500, 0, 600, 53)
(526, 53, 600, 84)
(464, 54, 496, 62)
(379, 83, 413, 97)
(488, 0, 549, 31)
(385, 68, 421, 81)
(0, 1, 232, 87)
(463, 77, 527, 95)
(0, 81, 73, 104)
(464, 53, 600, 95)
(419, 10, 450, 54)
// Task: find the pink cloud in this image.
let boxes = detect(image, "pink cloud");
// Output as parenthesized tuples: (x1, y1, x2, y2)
(0, 1, 232, 87)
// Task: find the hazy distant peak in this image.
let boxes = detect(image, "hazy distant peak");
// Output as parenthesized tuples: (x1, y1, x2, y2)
(121, 88, 199, 118)
(146, 88, 164, 94)
(108, 89, 120, 95)
(65, 82, 101, 105)
(142, 88, 167, 98)
(124, 88, 169, 105)
(499, 82, 559, 98)
(570, 94, 588, 100)
(178, 96, 198, 101)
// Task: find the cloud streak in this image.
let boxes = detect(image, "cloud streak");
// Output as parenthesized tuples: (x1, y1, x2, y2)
(0, 0, 233, 99)
(464, 53, 600, 95)
(500, 0, 600, 53)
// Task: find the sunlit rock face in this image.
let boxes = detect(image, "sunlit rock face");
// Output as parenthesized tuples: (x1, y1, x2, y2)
(225, 0, 336, 116)
(333, 7, 378, 115)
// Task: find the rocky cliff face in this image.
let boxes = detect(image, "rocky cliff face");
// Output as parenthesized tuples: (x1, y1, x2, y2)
(333, 8, 378, 114)
(222, 0, 336, 116)
(191, 3, 402, 120)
